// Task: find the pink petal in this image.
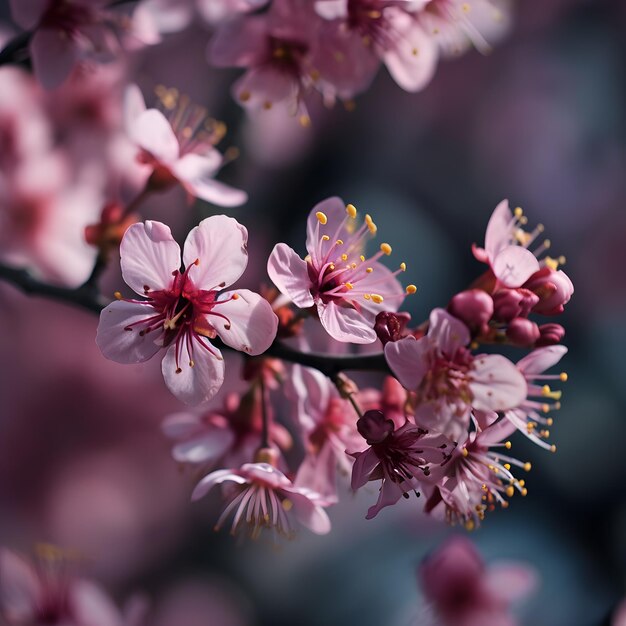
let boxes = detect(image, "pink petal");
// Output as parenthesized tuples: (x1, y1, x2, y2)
(191, 469, 248, 501)
(366, 477, 405, 519)
(9, 0, 47, 29)
(96, 300, 164, 364)
(305, 196, 352, 266)
(69, 580, 123, 626)
(470, 354, 527, 411)
(123, 84, 147, 131)
(314, 0, 348, 20)
(171, 151, 222, 181)
(138, 0, 194, 34)
(0, 549, 39, 622)
(288, 492, 332, 534)
(172, 427, 235, 464)
(212, 289, 278, 355)
(351, 448, 379, 489)
(129, 109, 179, 163)
(317, 300, 377, 344)
(484, 563, 538, 603)
(516, 345, 567, 375)
(209, 14, 270, 67)
(295, 444, 339, 505)
(357, 261, 406, 315)
(182, 177, 248, 207)
(183, 215, 248, 290)
(120, 221, 181, 296)
(382, 9, 438, 92)
(161, 336, 225, 405)
(267, 243, 315, 308)
(231, 65, 296, 110)
(161, 412, 204, 439)
(484, 199, 513, 261)
(384, 336, 430, 391)
(30, 28, 78, 89)
(428, 308, 471, 354)
(492, 246, 541, 288)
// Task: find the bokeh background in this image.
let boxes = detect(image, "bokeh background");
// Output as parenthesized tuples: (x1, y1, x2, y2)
(1, 1, 625, 625)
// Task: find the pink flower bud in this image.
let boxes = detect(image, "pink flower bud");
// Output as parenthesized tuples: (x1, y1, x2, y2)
(447, 289, 493, 333)
(357, 410, 395, 444)
(492, 288, 539, 322)
(506, 317, 540, 347)
(536, 323, 565, 346)
(374, 311, 411, 345)
(523, 267, 574, 315)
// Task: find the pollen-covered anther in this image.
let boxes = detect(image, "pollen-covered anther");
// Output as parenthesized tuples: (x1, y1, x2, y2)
(366, 267, 373, 273)
(322, 235, 330, 241)
(400, 262, 406, 271)
(232, 293, 239, 300)
(114, 291, 122, 300)
(282, 498, 293, 511)
(505, 485, 515, 497)
(345, 282, 354, 290)
(560, 372, 568, 382)
(365, 214, 377, 234)
(315, 211, 328, 225)
(341, 254, 348, 261)
(346, 203, 357, 218)
(504, 441, 512, 449)
(405, 284, 417, 295)
(550, 444, 557, 453)
(363, 294, 371, 300)
(380, 243, 392, 255)
(336, 239, 344, 245)
(370, 294, 384, 304)
(239, 90, 251, 102)
(524, 462, 532, 471)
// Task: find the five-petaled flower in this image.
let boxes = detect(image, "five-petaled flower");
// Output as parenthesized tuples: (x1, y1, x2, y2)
(96, 217, 278, 405)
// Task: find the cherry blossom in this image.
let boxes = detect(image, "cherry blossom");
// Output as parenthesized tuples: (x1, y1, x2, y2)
(96, 217, 278, 405)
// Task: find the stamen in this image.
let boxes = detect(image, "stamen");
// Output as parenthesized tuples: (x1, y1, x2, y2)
(370, 294, 384, 304)
(380, 243, 392, 256)
(405, 284, 417, 295)
(346, 203, 357, 218)
(315, 211, 328, 225)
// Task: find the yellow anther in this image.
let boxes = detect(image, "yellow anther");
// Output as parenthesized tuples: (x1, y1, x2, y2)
(514, 206, 523, 218)
(305, 254, 312, 263)
(545, 256, 559, 271)
(322, 235, 330, 241)
(400, 262, 406, 271)
(546, 418, 554, 426)
(346, 203, 357, 218)
(345, 282, 354, 290)
(560, 372, 568, 382)
(365, 214, 377, 234)
(232, 293, 239, 300)
(541, 430, 550, 438)
(558, 255, 567, 265)
(282, 498, 293, 511)
(299, 114, 311, 127)
(524, 462, 532, 472)
(114, 291, 122, 300)
(543, 238, 551, 249)
(360, 255, 366, 262)
(370, 294, 384, 304)
(380, 243, 392, 255)
(542, 404, 550, 413)
(351, 263, 357, 269)
(189, 359, 195, 367)
(363, 294, 371, 300)
(341, 254, 348, 261)
(329, 264, 335, 270)
(550, 444, 557, 453)
(504, 440, 512, 449)
(465, 519, 475, 531)
(506, 485, 515, 497)
(405, 284, 417, 295)
(462, 2, 471, 12)
(366, 267, 373, 273)
(504, 463, 511, 470)
(501, 501, 509, 509)
(336, 239, 344, 245)
(462, 448, 469, 457)
(541, 385, 562, 400)
(521, 488, 528, 497)
(315, 211, 328, 225)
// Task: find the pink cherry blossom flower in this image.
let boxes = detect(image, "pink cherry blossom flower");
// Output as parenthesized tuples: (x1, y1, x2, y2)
(198, 0, 270, 24)
(288, 365, 363, 504)
(96, 217, 278, 405)
(123, 84, 247, 207)
(472, 199, 571, 289)
(350, 409, 455, 519)
(423, 421, 531, 529)
(501, 345, 567, 450)
(267, 197, 408, 344)
(418, 536, 537, 626)
(9, 0, 160, 90)
(384, 308, 527, 440)
(0, 545, 128, 626)
(191, 462, 331, 538)
(315, 0, 438, 93)
(523, 265, 574, 315)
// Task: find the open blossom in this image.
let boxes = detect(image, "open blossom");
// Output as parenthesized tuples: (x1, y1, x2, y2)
(124, 84, 247, 207)
(423, 421, 531, 529)
(418, 536, 537, 626)
(267, 197, 409, 343)
(0, 545, 129, 626)
(198, 0, 270, 24)
(191, 462, 331, 538)
(9, 0, 160, 89)
(315, 0, 438, 93)
(96, 217, 278, 405)
(385, 308, 527, 439)
(350, 409, 454, 519)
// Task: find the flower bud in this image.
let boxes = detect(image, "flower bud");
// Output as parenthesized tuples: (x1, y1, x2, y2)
(523, 267, 574, 315)
(375, 311, 411, 345)
(357, 410, 395, 444)
(506, 317, 540, 347)
(448, 289, 493, 333)
(492, 288, 539, 322)
(536, 323, 565, 346)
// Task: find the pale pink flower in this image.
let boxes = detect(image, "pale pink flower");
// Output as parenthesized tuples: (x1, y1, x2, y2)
(191, 462, 331, 538)
(419, 536, 537, 626)
(267, 197, 407, 343)
(423, 421, 531, 529)
(96, 217, 278, 405)
(136, 0, 195, 35)
(9, 0, 160, 89)
(0, 152, 102, 287)
(124, 85, 247, 207)
(385, 308, 527, 440)
(315, 0, 438, 92)
(614, 599, 626, 626)
(198, 0, 270, 24)
(350, 409, 455, 519)
(0, 546, 127, 626)
(501, 345, 567, 451)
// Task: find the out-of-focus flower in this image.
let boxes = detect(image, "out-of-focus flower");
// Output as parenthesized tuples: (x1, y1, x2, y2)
(385, 308, 526, 439)
(8, 0, 160, 89)
(0, 545, 128, 626)
(96, 217, 278, 405)
(267, 197, 408, 343)
(0, 152, 102, 287)
(191, 462, 331, 538)
(350, 409, 454, 519)
(124, 84, 247, 206)
(418, 535, 537, 626)
(198, 0, 270, 24)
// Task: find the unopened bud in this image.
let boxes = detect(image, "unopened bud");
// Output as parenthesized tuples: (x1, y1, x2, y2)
(374, 311, 411, 345)
(357, 410, 395, 444)
(524, 268, 574, 315)
(536, 323, 565, 346)
(493, 288, 539, 322)
(448, 289, 493, 332)
(506, 317, 540, 347)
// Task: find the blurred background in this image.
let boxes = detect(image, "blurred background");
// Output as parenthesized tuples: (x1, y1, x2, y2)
(1, 0, 625, 624)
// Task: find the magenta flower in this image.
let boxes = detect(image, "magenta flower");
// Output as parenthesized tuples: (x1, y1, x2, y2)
(96, 218, 278, 405)
(350, 409, 455, 519)
(191, 462, 331, 538)
(419, 536, 537, 626)
(267, 197, 407, 343)
(9, 0, 160, 89)
(384, 308, 527, 439)
(315, 0, 438, 93)
(0, 546, 127, 626)
(124, 84, 247, 207)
